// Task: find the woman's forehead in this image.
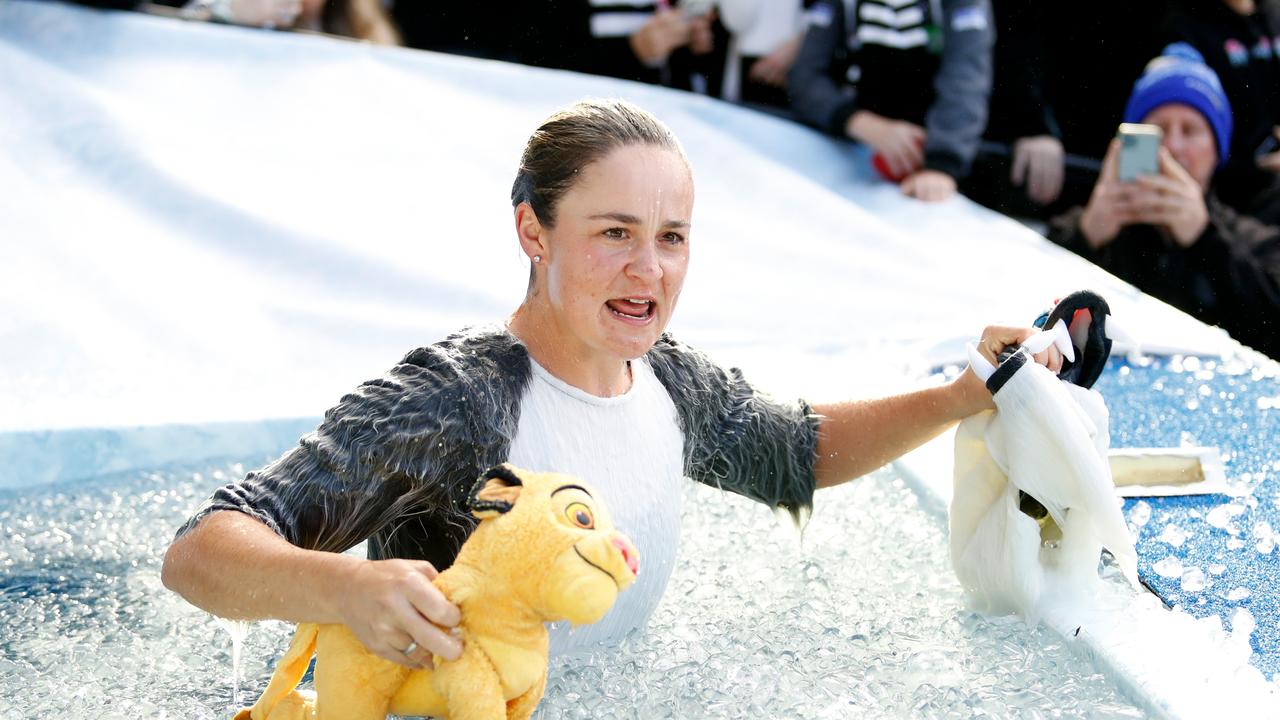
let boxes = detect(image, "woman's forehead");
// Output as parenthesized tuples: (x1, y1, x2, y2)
(565, 146, 693, 212)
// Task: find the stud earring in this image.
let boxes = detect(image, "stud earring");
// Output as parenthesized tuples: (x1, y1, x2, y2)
(533, 255, 542, 263)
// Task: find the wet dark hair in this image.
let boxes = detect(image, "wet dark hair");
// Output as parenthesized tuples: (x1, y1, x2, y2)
(511, 99, 688, 228)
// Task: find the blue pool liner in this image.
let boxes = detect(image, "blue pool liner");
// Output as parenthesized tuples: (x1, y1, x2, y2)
(1097, 354, 1280, 681)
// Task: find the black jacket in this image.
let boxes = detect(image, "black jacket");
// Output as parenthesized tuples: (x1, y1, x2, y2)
(176, 327, 821, 571)
(1050, 196, 1280, 360)
(788, 0, 994, 180)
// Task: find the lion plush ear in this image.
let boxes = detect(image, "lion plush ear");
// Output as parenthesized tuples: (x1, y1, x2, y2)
(468, 464, 525, 519)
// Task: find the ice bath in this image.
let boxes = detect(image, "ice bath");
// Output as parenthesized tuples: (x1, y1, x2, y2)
(3, 2, 1279, 717)
(0, 457, 1147, 718)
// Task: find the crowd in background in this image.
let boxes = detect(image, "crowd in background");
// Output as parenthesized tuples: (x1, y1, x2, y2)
(62, 0, 1280, 359)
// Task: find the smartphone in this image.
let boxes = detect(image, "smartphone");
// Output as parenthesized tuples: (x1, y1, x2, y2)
(1116, 123, 1162, 182)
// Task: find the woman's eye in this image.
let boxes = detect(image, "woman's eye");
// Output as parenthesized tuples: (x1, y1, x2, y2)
(662, 232, 686, 245)
(603, 227, 626, 239)
(565, 502, 595, 529)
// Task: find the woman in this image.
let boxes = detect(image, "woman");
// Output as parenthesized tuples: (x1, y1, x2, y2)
(162, 99, 1055, 668)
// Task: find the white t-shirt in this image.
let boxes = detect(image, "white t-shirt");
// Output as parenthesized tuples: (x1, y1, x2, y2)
(506, 355, 685, 657)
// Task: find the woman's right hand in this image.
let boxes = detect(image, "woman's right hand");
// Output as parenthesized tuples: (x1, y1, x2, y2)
(338, 558, 463, 668)
(847, 111, 926, 179)
(1079, 139, 1135, 250)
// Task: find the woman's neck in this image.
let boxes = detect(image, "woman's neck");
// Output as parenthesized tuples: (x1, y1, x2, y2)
(507, 303, 632, 398)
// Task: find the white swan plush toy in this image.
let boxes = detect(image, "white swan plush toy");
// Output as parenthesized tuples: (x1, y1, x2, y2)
(950, 291, 1139, 621)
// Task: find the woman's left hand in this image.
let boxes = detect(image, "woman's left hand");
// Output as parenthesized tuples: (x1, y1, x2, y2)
(956, 325, 1065, 414)
(975, 325, 1064, 372)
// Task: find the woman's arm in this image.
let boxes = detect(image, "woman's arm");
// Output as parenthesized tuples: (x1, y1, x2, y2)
(163, 510, 462, 667)
(812, 370, 987, 487)
(158, 331, 534, 666)
(813, 324, 1060, 488)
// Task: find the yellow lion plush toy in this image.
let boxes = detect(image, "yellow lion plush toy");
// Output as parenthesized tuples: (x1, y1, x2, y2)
(233, 463, 640, 720)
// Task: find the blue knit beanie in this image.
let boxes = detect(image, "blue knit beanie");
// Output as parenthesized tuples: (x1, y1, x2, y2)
(1123, 43, 1233, 167)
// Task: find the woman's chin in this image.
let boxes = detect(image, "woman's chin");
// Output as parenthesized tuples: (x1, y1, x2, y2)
(601, 315, 665, 357)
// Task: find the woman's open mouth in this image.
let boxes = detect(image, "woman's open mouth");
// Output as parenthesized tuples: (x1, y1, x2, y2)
(605, 297, 656, 323)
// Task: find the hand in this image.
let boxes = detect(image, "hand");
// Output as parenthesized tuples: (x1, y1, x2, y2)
(847, 111, 926, 179)
(688, 10, 715, 55)
(975, 325, 1065, 373)
(338, 558, 463, 668)
(630, 9, 692, 65)
(901, 169, 957, 202)
(747, 35, 803, 87)
(1259, 127, 1280, 173)
(1079, 139, 1137, 250)
(227, 0, 302, 28)
(1126, 147, 1209, 247)
(1011, 135, 1065, 206)
(952, 325, 1064, 414)
(1260, 150, 1280, 173)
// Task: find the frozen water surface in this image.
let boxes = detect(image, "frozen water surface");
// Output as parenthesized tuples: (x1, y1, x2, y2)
(0, 460, 1146, 718)
(1100, 355, 1280, 683)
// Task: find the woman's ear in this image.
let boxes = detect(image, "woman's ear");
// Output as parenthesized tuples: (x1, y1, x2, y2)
(515, 202, 547, 263)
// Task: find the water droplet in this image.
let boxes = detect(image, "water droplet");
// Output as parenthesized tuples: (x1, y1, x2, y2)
(1226, 587, 1251, 601)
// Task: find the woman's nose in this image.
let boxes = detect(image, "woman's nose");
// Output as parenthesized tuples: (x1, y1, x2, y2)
(626, 240, 662, 279)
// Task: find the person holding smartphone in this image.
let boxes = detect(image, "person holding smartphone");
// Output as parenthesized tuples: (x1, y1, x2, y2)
(1048, 45, 1280, 360)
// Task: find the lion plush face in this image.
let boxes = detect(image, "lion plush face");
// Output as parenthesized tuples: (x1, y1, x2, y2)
(465, 464, 639, 626)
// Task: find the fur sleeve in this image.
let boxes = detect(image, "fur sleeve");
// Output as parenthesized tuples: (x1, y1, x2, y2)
(646, 335, 821, 525)
(174, 327, 530, 555)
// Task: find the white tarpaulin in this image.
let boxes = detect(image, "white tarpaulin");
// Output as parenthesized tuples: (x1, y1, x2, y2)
(0, 0, 1233, 480)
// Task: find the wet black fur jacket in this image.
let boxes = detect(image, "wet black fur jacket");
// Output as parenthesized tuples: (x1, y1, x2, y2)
(178, 326, 821, 571)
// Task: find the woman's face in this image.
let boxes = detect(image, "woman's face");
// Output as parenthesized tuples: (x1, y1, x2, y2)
(534, 144, 693, 362)
(1144, 103, 1218, 191)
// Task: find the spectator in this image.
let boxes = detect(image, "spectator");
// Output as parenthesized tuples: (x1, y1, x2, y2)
(428, 1, 721, 91)
(173, 0, 399, 43)
(718, 0, 805, 111)
(788, 0, 994, 203)
(1037, 1, 1169, 182)
(1159, 0, 1280, 221)
(1049, 46, 1280, 360)
(965, 0, 1173, 218)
